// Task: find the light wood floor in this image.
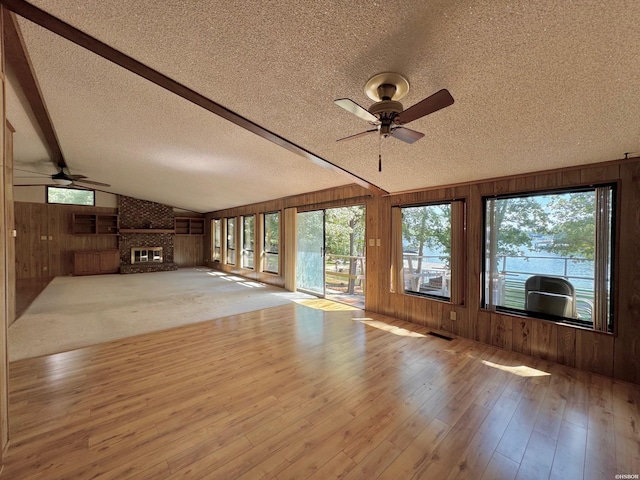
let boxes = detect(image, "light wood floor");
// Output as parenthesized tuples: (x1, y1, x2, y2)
(3, 301, 639, 479)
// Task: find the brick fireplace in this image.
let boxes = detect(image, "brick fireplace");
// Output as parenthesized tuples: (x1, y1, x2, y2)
(118, 196, 178, 274)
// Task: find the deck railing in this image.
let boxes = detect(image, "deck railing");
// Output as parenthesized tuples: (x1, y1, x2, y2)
(402, 253, 596, 320)
(325, 254, 365, 294)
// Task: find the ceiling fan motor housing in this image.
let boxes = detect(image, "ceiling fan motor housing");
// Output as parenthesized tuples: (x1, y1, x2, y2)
(369, 100, 404, 136)
(368, 100, 403, 118)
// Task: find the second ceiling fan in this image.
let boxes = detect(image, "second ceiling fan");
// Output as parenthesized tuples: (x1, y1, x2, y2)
(16, 162, 110, 188)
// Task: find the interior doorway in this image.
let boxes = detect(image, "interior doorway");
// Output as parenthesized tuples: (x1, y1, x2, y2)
(296, 205, 365, 308)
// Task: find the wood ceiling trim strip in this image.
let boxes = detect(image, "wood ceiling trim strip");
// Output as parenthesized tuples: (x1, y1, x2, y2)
(1, 0, 389, 196)
(3, 9, 63, 168)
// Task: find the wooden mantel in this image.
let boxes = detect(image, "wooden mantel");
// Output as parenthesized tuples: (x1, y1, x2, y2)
(119, 229, 175, 234)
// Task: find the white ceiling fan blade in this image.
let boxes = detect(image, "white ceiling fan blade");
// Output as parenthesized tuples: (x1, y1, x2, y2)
(391, 126, 424, 144)
(334, 98, 378, 123)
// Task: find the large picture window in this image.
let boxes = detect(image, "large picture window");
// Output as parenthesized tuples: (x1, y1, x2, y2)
(47, 186, 94, 206)
(212, 219, 221, 262)
(263, 212, 280, 274)
(483, 185, 615, 332)
(399, 203, 453, 300)
(241, 215, 255, 269)
(226, 217, 236, 265)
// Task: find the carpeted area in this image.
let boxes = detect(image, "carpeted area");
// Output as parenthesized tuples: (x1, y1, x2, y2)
(9, 267, 313, 361)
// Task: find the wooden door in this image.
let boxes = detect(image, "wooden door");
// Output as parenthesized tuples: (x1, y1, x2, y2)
(14, 202, 49, 279)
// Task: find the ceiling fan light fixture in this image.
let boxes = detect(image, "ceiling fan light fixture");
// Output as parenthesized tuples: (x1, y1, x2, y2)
(51, 169, 73, 186)
(52, 177, 72, 186)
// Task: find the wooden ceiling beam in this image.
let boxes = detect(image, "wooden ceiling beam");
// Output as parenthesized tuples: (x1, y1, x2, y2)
(0, 0, 388, 196)
(3, 8, 63, 169)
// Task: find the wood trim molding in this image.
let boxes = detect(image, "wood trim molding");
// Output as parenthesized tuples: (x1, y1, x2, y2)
(283, 208, 296, 292)
(0, 0, 388, 196)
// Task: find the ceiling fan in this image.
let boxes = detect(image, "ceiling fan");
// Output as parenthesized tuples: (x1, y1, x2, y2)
(334, 72, 454, 170)
(15, 163, 111, 188)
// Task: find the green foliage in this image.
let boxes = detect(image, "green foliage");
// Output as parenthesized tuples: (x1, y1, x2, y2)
(491, 197, 549, 256)
(264, 213, 279, 252)
(325, 206, 365, 257)
(47, 187, 94, 205)
(401, 204, 451, 255)
(544, 192, 596, 259)
(490, 190, 602, 260)
(297, 210, 324, 254)
(243, 215, 254, 249)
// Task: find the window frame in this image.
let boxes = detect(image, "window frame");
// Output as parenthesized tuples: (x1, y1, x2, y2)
(211, 219, 221, 262)
(481, 184, 617, 332)
(262, 211, 280, 275)
(46, 186, 95, 206)
(392, 199, 465, 304)
(241, 214, 255, 270)
(226, 217, 236, 266)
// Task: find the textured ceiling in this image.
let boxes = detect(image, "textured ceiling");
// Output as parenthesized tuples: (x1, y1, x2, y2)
(9, 0, 640, 212)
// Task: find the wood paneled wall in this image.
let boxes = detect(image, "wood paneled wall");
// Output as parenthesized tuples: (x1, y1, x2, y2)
(205, 184, 371, 289)
(366, 159, 640, 384)
(204, 158, 640, 385)
(14, 202, 118, 279)
(14, 203, 205, 275)
(174, 236, 204, 267)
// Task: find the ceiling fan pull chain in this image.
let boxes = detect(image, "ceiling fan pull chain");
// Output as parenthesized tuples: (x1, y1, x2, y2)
(378, 135, 382, 172)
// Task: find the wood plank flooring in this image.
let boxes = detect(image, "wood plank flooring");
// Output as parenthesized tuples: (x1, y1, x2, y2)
(3, 301, 640, 479)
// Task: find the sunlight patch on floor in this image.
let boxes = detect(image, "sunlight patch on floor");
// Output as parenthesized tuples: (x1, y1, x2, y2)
(482, 360, 550, 377)
(293, 299, 360, 311)
(353, 318, 427, 337)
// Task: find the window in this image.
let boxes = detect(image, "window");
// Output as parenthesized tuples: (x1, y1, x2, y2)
(241, 215, 255, 269)
(212, 219, 221, 262)
(398, 203, 453, 300)
(47, 186, 94, 206)
(263, 212, 280, 274)
(483, 185, 615, 332)
(226, 217, 236, 265)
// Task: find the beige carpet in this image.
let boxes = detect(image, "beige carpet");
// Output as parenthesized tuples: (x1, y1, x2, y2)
(9, 267, 313, 361)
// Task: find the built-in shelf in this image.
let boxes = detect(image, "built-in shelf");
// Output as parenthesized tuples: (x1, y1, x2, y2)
(175, 217, 205, 235)
(73, 213, 119, 235)
(119, 229, 176, 234)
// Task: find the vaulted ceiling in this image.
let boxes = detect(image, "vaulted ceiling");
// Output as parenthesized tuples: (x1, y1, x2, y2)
(7, 0, 640, 213)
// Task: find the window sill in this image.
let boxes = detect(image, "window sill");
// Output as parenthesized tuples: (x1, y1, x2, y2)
(480, 307, 613, 335)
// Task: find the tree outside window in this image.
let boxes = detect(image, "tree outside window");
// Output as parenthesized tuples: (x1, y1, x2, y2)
(484, 186, 614, 331)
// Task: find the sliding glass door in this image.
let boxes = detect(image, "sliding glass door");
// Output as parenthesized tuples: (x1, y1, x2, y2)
(296, 210, 325, 295)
